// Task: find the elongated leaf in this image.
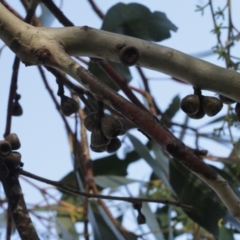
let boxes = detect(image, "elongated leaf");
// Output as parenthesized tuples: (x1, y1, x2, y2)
(139, 190, 164, 240)
(163, 95, 180, 120)
(170, 158, 227, 236)
(219, 224, 234, 240)
(102, 3, 177, 42)
(151, 140, 169, 176)
(56, 215, 78, 240)
(93, 150, 139, 176)
(94, 175, 142, 189)
(128, 134, 173, 191)
(60, 150, 139, 190)
(156, 206, 176, 240)
(90, 201, 129, 240)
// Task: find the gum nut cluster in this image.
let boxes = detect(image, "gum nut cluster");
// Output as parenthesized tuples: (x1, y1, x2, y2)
(180, 94, 223, 119)
(0, 133, 22, 179)
(84, 112, 126, 153)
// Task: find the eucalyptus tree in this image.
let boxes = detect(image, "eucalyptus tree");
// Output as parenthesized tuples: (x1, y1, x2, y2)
(0, 1, 240, 239)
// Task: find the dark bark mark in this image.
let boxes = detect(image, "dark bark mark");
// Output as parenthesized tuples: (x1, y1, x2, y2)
(34, 47, 51, 63)
(119, 46, 140, 66)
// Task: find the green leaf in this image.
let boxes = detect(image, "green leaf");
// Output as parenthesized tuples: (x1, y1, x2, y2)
(229, 138, 240, 159)
(59, 150, 139, 191)
(156, 206, 176, 240)
(163, 95, 180, 120)
(90, 201, 132, 240)
(139, 190, 165, 240)
(128, 134, 173, 191)
(170, 158, 227, 236)
(102, 3, 177, 42)
(94, 175, 141, 189)
(151, 140, 169, 176)
(88, 61, 132, 91)
(56, 214, 79, 240)
(93, 150, 139, 176)
(219, 224, 234, 240)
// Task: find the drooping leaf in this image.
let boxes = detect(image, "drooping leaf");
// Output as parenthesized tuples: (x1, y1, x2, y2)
(162, 95, 180, 127)
(139, 190, 165, 240)
(59, 150, 139, 190)
(128, 134, 173, 191)
(102, 3, 178, 42)
(156, 206, 176, 240)
(151, 140, 169, 176)
(94, 175, 142, 189)
(92, 150, 139, 176)
(88, 61, 132, 91)
(163, 95, 180, 120)
(56, 214, 79, 240)
(170, 158, 227, 237)
(90, 201, 136, 240)
(219, 224, 234, 240)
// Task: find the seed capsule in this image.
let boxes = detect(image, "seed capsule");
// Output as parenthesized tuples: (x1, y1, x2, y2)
(137, 212, 146, 225)
(202, 96, 223, 117)
(90, 143, 107, 153)
(91, 127, 110, 147)
(12, 101, 23, 116)
(101, 117, 124, 139)
(60, 95, 79, 116)
(0, 141, 12, 157)
(106, 138, 122, 153)
(187, 106, 205, 119)
(180, 94, 200, 115)
(84, 112, 102, 132)
(5, 133, 21, 150)
(4, 152, 22, 169)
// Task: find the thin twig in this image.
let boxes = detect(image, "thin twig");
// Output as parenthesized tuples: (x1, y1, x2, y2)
(38, 66, 73, 135)
(99, 60, 150, 113)
(20, 169, 193, 212)
(41, 0, 74, 26)
(87, 0, 104, 20)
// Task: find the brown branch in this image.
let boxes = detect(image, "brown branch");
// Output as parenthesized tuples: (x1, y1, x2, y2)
(4, 57, 19, 138)
(99, 60, 149, 113)
(6, 206, 12, 240)
(136, 66, 161, 116)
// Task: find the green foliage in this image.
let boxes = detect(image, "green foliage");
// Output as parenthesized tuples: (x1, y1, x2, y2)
(170, 159, 227, 236)
(219, 223, 234, 240)
(102, 3, 178, 41)
(162, 95, 180, 127)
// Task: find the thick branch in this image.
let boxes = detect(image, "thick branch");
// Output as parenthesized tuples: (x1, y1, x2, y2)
(2, 174, 40, 240)
(50, 26, 240, 102)
(1, 4, 240, 101)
